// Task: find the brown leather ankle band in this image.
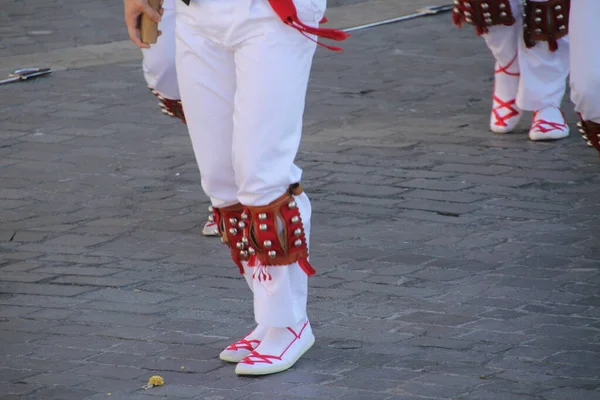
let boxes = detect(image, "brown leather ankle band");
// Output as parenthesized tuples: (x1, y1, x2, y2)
(452, 0, 515, 36)
(524, 0, 569, 52)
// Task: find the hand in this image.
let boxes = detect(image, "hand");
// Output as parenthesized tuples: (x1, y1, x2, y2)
(123, 0, 162, 48)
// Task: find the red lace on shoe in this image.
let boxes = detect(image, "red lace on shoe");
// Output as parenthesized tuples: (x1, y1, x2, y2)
(225, 339, 261, 352)
(238, 321, 309, 365)
(531, 111, 567, 133)
(492, 95, 519, 128)
(492, 53, 521, 127)
(492, 53, 520, 128)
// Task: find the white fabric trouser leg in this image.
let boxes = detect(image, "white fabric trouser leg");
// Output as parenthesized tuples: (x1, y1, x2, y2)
(141, 0, 180, 99)
(483, 0, 569, 111)
(175, 0, 323, 328)
(569, 0, 600, 124)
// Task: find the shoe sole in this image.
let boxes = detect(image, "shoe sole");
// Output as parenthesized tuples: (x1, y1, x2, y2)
(219, 351, 250, 363)
(234, 334, 315, 376)
(529, 130, 570, 141)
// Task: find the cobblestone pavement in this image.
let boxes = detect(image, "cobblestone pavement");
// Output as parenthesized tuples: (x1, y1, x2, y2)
(1, 1, 600, 400)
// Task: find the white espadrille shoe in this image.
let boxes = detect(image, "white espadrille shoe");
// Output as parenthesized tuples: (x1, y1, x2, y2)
(528, 107, 569, 141)
(235, 320, 314, 376)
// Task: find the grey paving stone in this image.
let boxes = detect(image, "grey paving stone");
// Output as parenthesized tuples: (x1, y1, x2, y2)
(24, 372, 92, 387)
(28, 387, 96, 400)
(69, 310, 165, 327)
(3, 381, 44, 396)
(397, 179, 474, 192)
(0, 283, 96, 297)
(27, 346, 101, 361)
(0, 368, 40, 381)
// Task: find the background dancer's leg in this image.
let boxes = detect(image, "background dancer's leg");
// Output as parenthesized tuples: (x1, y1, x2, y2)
(482, 0, 522, 133)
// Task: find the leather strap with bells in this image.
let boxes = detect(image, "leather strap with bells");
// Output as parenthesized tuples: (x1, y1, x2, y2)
(242, 184, 316, 277)
(212, 203, 248, 274)
(523, 0, 569, 52)
(149, 89, 186, 124)
(579, 119, 600, 159)
(452, 0, 515, 36)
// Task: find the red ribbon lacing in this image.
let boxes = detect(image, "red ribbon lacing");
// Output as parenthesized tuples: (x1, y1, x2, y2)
(531, 111, 567, 134)
(492, 95, 519, 128)
(491, 53, 520, 128)
(269, 0, 350, 51)
(495, 53, 520, 77)
(225, 338, 261, 352)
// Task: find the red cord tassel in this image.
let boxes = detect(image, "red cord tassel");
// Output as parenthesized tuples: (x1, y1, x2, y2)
(452, 11, 462, 28)
(298, 258, 316, 277)
(268, 0, 350, 51)
(475, 26, 488, 36)
(248, 254, 258, 267)
(234, 258, 244, 275)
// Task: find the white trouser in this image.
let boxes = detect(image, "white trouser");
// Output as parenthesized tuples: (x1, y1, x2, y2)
(175, 0, 324, 328)
(483, 0, 569, 111)
(141, 0, 180, 99)
(569, 0, 600, 124)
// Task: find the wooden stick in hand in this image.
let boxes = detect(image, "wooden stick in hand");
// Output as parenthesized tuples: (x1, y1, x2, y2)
(140, 0, 161, 44)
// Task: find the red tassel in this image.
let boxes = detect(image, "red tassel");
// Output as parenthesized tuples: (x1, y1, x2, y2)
(288, 17, 350, 41)
(296, 29, 343, 51)
(298, 258, 316, 277)
(320, 16, 328, 24)
(268, 0, 350, 51)
(475, 26, 488, 36)
(234, 259, 244, 275)
(452, 11, 462, 28)
(248, 254, 258, 267)
(549, 40, 558, 52)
